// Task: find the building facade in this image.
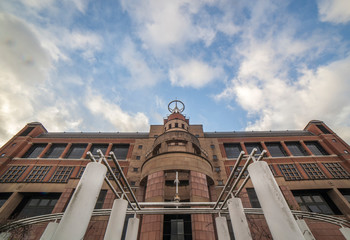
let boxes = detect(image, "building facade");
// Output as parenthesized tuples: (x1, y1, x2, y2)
(0, 101, 350, 239)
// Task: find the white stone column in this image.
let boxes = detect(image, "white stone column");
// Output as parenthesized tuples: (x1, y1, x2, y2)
(51, 162, 107, 240)
(40, 222, 59, 240)
(228, 198, 252, 240)
(215, 216, 230, 240)
(248, 161, 304, 240)
(340, 227, 350, 240)
(125, 217, 140, 240)
(104, 198, 128, 240)
(296, 219, 315, 240)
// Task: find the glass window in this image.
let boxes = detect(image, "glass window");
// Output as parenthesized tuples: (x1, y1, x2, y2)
(0, 193, 11, 208)
(278, 164, 302, 180)
(266, 142, 287, 157)
(175, 123, 179, 128)
(94, 190, 107, 209)
(292, 190, 341, 215)
(215, 167, 220, 172)
(301, 163, 326, 179)
(316, 125, 331, 134)
(285, 142, 308, 156)
(89, 144, 109, 156)
(339, 189, 350, 203)
(0, 166, 28, 183)
(24, 166, 51, 182)
(133, 168, 138, 172)
(230, 166, 248, 178)
(22, 144, 47, 158)
(43, 144, 67, 158)
(210, 144, 215, 149)
(136, 156, 141, 160)
(269, 165, 277, 176)
(305, 141, 329, 155)
(245, 142, 263, 154)
(138, 145, 143, 149)
(323, 163, 350, 179)
(163, 214, 192, 240)
(50, 166, 75, 183)
(213, 155, 218, 160)
(64, 144, 87, 159)
(247, 188, 261, 208)
(19, 127, 35, 136)
(106, 167, 123, 180)
(11, 193, 61, 219)
(224, 143, 242, 159)
(111, 144, 129, 160)
(76, 166, 85, 178)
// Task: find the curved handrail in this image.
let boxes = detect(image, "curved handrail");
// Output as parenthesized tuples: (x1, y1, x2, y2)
(1, 208, 349, 232)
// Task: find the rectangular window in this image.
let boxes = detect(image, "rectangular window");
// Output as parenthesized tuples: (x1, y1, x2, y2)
(136, 156, 141, 160)
(175, 123, 179, 128)
(111, 144, 129, 160)
(278, 164, 303, 180)
(11, 193, 61, 219)
(340, 189, 350, 203)
(210, 144, 215, 149)
(213, 155, 218, 160)
(24, 166, 51, 182)
(266, 142, 287, 157)
(64, 144, 87, 159)
(316, 125, 331, 134)
(0, 193, 11, 208)
(285, 142, 308, 156)
(94, 190, 107, 209)
(293, 190, 341, 215)
(245, 142, 263, 154)
(269, 165, 277, 176)
(215, 167, 220, 172)
(230, 166, 248, 178)
(247, 188, 261, 208)
(77, 166, 85, 178)
(50, 166, 75, 183)
(163, 214, 192, 240)
(224, 143, 242, 159)
(106, 167, 123, 180)
(0, 166, 28, 183)
(19, 127, 35, 136)
(43, 144, 67, 158)
(22, 144, 47, 158)
(89, 144, 109, 156)
(305, 141, 329, 155)
(133, 168, 138, 172)
(301, 163, 326, 179)
(138, 145, 143, 149)
(323, 163, 350, 179)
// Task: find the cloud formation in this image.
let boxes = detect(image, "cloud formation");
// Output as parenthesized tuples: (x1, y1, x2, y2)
(317, 0, 350, 24)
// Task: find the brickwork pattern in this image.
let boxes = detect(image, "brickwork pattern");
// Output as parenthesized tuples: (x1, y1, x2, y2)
(52, 188, 74, 213)
(84, 218, 109, 240)
(140, 171, 164, 240)
(190, 171, 215, 240)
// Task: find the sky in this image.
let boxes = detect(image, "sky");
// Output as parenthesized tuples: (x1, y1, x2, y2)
(0, 0, 350, 146)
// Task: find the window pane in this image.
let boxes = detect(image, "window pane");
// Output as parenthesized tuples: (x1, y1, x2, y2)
(111, 144, 129, 159)
(224, 143, 242, 158)
(305, 142, 328, 155)
(266, 143, 287, 157)
(44, 144, 67, 158)
(22, 144, 47, 158)
(89, 144, 109, 156)
(245, 143, 263, 154)
(286, 142, 308, 156)
(64, 144, 87, 159)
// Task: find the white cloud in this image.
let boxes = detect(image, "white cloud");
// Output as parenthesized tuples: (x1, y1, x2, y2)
(85, 88, 149, 132)
(169, 60, 222, 88)
(317, 0, 350, 24)
(116, 38, 162, 87)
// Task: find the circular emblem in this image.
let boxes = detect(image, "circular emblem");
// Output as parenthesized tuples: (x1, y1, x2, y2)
(168, 100, 185, 113)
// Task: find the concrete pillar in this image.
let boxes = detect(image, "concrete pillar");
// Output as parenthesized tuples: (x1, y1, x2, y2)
(125, 217, 140, 240)
(296, 219, 315, 240)
(227, 198, 252, 240)
(328, 188, 350, 219)
(40, 222, 59, 240)
(215, 217, 230, 240)
(51, 162, 107, 240)
(248, 161, 304, 240)
(340, 227, 350, 240)
(104, 198, 128, 240)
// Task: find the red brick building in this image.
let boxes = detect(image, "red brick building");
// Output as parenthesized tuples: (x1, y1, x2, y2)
(0, 101, 349, 239)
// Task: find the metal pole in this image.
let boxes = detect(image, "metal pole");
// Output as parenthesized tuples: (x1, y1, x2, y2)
(248, 161, 304, 240)
(51, 162, 107, 240)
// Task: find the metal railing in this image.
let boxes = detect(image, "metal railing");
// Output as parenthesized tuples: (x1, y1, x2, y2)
(1, 207, 349, 232)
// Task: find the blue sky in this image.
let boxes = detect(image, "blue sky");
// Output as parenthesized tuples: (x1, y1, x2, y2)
(0, 0, 350, 145)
